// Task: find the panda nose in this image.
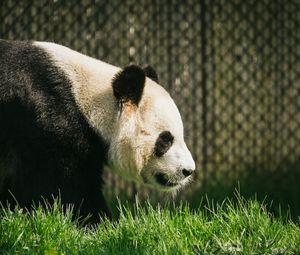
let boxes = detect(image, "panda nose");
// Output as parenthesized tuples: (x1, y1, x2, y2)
(182, 168, 194, 177)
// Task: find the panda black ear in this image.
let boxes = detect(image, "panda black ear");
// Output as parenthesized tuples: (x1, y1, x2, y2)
(143, 65, 159, 83)
(112, 64, 146, 106)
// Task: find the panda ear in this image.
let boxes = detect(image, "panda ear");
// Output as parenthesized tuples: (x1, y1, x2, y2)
(112, 64, 146, 106)
(143, 65, 159, 83)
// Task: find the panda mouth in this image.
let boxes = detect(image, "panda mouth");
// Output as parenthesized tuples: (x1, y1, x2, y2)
(154, 173, 178, 187)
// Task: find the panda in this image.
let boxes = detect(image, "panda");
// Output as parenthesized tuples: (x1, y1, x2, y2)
(0, 39, 195, 224)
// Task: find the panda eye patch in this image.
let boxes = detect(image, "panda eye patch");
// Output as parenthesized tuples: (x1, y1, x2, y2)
(154, 131, 174, 157)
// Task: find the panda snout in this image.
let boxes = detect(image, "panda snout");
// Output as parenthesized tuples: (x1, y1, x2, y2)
(154, 172, 178, 187)
(153, 167, 195, 186)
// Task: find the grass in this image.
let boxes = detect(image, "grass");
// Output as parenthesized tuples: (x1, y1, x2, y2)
(0, 195, 299, 255)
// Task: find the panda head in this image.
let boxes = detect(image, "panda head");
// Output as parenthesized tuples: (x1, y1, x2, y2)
(108, 64, 196, 191)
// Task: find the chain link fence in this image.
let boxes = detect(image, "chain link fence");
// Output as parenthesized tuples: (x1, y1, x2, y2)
(1, 0, 300, 208)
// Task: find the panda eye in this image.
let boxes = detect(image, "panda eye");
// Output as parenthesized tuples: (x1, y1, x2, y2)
(154, 131, 174, 157)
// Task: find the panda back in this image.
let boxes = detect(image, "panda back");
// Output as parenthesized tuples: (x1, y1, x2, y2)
(0, 40, 107, 160)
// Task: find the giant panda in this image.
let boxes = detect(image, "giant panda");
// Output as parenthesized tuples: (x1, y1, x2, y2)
(0, 40, 195, 224)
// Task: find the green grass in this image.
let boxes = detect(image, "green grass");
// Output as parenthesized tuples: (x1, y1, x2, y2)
(0, 195, 299, 255)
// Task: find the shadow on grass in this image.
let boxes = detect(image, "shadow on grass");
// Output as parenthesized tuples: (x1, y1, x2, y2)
(107, 159, 300, 222)
(186, 159, 300, 221)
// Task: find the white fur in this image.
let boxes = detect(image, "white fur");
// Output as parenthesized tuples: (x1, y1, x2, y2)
(35, 41, 120, 142)
(35, 42, 195, 191)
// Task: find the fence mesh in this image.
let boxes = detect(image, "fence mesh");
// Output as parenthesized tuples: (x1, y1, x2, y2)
(1, 0, 300, 204)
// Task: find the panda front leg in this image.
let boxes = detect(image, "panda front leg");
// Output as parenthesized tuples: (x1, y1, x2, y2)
(68, 182, 112, 226)
(59, 163, 112, 226)
(79, 192, 112, 226)
(11, 158, 112, 226)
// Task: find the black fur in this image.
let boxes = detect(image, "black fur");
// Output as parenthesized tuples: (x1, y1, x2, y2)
(112, 65, 145, 106)
(154, 131, 174, 157)
(0, 40, 111, 225)
(143, 65, 159, 83)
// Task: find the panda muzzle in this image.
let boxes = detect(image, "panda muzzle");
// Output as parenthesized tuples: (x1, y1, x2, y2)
(154, 173, 178, 187)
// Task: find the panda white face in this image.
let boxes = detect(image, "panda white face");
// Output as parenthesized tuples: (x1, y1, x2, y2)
(138, 90, 195, 191)
(108, 65, 196, 191)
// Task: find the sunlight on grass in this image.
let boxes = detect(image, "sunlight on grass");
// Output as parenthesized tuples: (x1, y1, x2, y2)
(0, 194, 299, 255)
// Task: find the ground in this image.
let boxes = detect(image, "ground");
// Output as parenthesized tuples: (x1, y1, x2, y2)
(0, 194, 299, 255)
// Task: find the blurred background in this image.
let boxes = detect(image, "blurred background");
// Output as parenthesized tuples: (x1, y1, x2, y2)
(1, 0, 300, 219)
